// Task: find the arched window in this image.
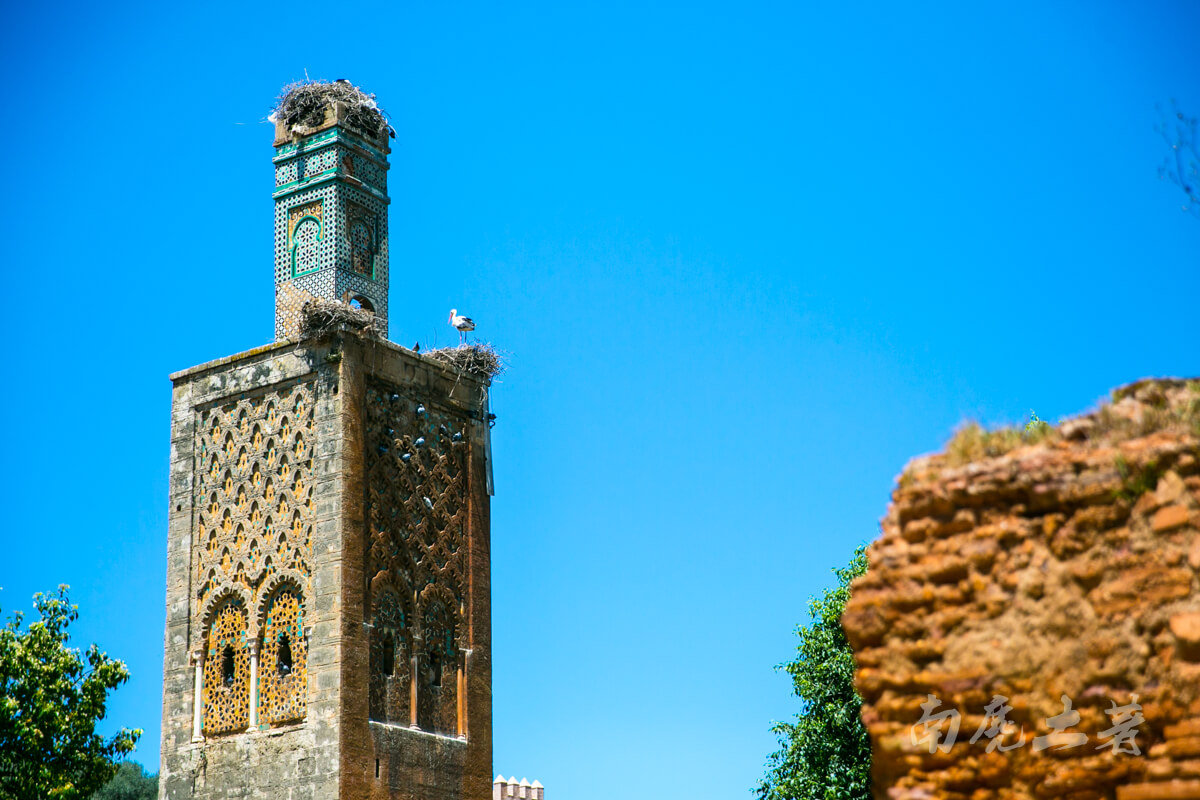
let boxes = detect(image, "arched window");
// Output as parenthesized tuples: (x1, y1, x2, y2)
(350, 219, 373, 277)
(291, 217, 321, 276)
(417, 599, 457, 735)
(203, 600, 249, 736)
(258, 587, 307, 725)
(369, 591, 408, 723)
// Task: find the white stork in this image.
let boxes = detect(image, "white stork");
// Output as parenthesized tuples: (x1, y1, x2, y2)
(449, 309, 475, 345)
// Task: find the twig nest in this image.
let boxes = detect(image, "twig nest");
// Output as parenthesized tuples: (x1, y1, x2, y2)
(274, 80, 390, 140)
(425, 343, 507, 380)
(299, 297, 379, 340)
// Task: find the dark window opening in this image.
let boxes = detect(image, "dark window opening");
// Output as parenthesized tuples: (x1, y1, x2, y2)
(278, 635, 293, 676)
(381, 634, 395, 677)
(221, 646, 235, 687)
(429, 649, 442, 688)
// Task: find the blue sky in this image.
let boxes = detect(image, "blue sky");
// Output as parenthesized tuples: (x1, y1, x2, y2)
(1, 1, 1198, 797)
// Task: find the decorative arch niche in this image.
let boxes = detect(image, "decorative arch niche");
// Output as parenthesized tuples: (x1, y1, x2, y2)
(416, 585, 461, 736)
(258, 582, 307, 725)
(369, 586, 410, 724)
(203, 598, 250, 736)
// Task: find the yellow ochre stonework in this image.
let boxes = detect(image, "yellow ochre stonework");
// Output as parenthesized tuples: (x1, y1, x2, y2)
(193, 380, 315, 735)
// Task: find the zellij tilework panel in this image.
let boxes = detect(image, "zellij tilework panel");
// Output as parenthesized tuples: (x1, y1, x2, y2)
(272, 126, 390, 340)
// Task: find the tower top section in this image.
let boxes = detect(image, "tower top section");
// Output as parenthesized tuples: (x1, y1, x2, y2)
(271, 80, 393, 341)
(272, 80, 392, 149)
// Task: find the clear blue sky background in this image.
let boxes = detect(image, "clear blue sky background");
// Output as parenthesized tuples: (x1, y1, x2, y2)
(1, 1, 1198, 797)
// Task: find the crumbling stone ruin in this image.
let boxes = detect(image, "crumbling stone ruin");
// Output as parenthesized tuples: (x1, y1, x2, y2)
(844, 378, 1200, 800)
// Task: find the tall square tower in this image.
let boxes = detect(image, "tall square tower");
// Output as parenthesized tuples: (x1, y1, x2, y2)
(159, 83, 493, 800)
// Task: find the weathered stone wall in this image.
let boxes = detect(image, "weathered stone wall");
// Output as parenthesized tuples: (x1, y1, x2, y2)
(160, 333, 492, 800)
(844, 379, 1200, 800)
(338, 334, 493, 800)
(161, 340, 345, 800)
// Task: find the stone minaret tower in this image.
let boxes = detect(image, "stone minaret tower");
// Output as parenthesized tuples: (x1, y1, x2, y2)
(272, 90, 390, 340)
(159, 83, 493, 800)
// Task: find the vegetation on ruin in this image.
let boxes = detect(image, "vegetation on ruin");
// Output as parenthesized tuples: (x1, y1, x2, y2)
(757, 546, 871, 800)
(939, 408, 1058, 468)
(1113, 455, 1163, 503)
(0, 587, 142, 800)
(898, 380, 1200, 486)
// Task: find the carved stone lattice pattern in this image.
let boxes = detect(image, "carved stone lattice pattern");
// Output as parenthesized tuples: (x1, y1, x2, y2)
(365, 383, 469, 734)
(204, 601, 250, 735)
(259, 587, 307, 725)
(368, 590, 410, 723)
(193, 381, 315, 733)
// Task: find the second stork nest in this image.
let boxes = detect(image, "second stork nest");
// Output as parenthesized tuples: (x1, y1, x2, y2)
(425, 343, 506, 380)
(274, 80, 390, 140)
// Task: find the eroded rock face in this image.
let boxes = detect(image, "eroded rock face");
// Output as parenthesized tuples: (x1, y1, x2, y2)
(844, 379, 1200, 800)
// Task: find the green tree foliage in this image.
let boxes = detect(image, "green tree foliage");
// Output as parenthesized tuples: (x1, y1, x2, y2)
(0, 586, 142, 800)
(90, 761, 157, 800)
(757, 546, 871, 800)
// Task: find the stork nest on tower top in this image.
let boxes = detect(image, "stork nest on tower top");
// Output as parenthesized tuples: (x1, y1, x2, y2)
(299, 296, 380, 340)
(274, 80, 390, 140)
(425, 343, 506, 380)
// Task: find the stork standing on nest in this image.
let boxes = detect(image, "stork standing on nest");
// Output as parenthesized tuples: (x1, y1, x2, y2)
(449, 309, 475, 345)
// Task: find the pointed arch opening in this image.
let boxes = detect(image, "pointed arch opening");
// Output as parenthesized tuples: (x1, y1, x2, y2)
(202, 599, 250, 736)
(258, 584, 307, 726)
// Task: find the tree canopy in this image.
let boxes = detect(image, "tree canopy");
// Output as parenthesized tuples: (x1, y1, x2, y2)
(0, 586, 142, 800)
(89, 761, 157, 800)
(757, 546, 871, 800)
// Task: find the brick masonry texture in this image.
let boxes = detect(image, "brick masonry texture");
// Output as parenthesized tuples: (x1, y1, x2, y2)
(160, 331, 492, 800)
(843, 378, 1200, 800)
